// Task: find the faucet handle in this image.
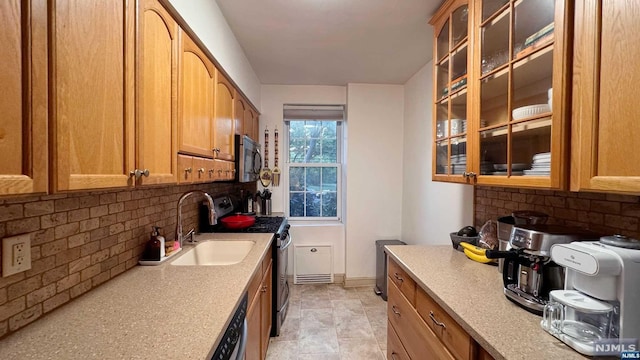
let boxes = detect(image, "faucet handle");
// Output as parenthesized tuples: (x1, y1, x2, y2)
(185, 228, 196, 243)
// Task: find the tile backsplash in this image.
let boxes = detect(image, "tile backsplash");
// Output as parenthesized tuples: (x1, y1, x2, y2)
(474, 186, 640, 239)
(0, 182, 255, 338)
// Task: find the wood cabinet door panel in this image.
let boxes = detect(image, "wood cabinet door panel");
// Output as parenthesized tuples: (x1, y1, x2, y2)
(387, 320, 411, 360)
(52, 0, 135, 191)
(388, 281, 454, 360)
(137, 0, 178, 185)
(0, 0, 47, 196)
(235, 97, 246, 137)
(179, 32, 214, 158)
(245, 297, 261, 360)
(260, 261, 272, 360)
(214, 71, 235, 161)
(416, 287, 474, 360)
(572, 0, 640, 193)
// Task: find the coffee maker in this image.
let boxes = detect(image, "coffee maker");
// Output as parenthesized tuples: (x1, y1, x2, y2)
(542, 236, 640, 356)
(487, 224, 600, 314)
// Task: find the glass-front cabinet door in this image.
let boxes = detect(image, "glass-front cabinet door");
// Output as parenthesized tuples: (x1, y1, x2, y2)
(471, 0, 571, 188)
(430, 0, 472, 183)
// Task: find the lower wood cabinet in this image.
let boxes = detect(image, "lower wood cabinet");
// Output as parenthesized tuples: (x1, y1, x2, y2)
(387, 258, 494, 360)
(246, 248, 272, 360)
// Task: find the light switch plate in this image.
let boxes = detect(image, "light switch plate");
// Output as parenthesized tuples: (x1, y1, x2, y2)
(2, 234, 32, 277)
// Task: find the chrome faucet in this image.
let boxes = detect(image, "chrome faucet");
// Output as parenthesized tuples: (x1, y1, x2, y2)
(176, 190, 216, 247)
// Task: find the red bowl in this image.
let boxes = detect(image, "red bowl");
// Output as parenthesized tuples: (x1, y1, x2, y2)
(220, 214, 255, 230)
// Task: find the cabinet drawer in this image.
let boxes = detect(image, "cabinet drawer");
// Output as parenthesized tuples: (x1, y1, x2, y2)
(387, 320, 410, 360)
(388, 258, 416, 306)
(416, 287, 474, 360)
(388, 281, 454, 360)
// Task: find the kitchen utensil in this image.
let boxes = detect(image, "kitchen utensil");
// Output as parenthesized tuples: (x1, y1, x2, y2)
(259, 127, 272, 187)
(219, 214, 256, 229)
(271, 127, 281, 186)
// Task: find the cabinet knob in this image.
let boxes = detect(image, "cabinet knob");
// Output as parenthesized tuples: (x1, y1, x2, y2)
(468, 172, 477, 178)
(185, 167, 192, 174)
(129, 169, 150, 179)
(218, 169, 223, 175)
(261, 285, 267, 293)
(198, 168, 205, 174)
(208, 169, 214, 175)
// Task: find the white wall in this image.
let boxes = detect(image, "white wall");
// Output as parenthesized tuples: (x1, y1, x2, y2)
(401, 61, 474, 245)
(168, 0, 261, 106)
(345, 84, 405, 280)
(260, 85, 347, 275)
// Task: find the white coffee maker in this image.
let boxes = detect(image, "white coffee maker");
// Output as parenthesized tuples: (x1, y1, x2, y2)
(541, 235, 640, 356)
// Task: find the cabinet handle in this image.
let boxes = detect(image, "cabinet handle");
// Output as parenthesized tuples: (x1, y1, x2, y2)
(391, 305, 401, 316)
(429, 311, 446, 329)
(208, 169, 214, 175)
(218, 169, 223, 175)
(261, 285, 267, 293)
(129, 169, 150, 179)
(185, 167, 192, 174)
(198, 168, 205, 174)
(390, 352, 399, 360)
(468, 172, 477, 178)
(393, 273, 404, 283)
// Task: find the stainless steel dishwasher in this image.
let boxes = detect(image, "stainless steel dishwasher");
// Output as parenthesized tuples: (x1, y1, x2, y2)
(209, 293, 248, 360)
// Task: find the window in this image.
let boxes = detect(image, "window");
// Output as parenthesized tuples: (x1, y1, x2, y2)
(284, 105, 344, 220)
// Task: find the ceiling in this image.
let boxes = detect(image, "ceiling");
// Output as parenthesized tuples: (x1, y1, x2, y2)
(216, 0, 444, 86)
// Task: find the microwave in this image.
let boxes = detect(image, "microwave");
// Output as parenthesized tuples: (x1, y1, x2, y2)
(235, 135, 262, 182)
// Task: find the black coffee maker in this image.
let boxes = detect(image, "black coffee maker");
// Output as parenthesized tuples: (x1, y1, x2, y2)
(486, 224, 600, 315)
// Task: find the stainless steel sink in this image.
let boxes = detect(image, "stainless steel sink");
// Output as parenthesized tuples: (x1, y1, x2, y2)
(170, 240, 255, 266)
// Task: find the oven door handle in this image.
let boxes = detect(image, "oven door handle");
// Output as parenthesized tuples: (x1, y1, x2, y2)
(280, 232, 292, 250)
(278, 281, 290, 313)
(235, 318, 248, 360)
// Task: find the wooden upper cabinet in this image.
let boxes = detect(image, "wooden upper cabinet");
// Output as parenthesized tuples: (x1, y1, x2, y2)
(246, 107, 260, 143)
(214, 70, 235, 161)
(0, 0, 47, 196)
(179, 30, 214, 158)
(235, 95, 246, 137)
(136, 0, 178, 185)
(470, 0, 572, 190)
(51, 0, 135, 191)
(430, 0, 473, 185)
(571, 0, 640, 194)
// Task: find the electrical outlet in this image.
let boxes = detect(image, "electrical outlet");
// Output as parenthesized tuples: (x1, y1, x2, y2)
(2, 234, 32, 277)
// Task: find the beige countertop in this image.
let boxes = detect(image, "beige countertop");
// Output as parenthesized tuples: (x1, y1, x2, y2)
(385, 245, 587, 360)
(0, 232, 273, 360)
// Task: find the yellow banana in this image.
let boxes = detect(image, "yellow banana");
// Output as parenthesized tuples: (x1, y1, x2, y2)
(459, 242, 486, 255)
(463, 248, 493, 264)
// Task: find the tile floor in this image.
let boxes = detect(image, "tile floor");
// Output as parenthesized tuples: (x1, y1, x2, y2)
(266, 284, 388, 360)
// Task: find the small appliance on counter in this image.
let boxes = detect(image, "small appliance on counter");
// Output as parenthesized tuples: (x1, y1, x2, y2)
(542, 235, 640, 356)
(486, 224, 600, 315)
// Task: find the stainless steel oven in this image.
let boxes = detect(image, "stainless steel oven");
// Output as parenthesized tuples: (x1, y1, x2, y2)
(235, 135, 261, 183)
(272, 224, 291, 337)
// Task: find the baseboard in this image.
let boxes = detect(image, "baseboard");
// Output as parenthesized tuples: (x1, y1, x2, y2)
(343, 277, 376, 288)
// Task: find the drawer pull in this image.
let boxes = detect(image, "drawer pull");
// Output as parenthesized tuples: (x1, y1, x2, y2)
(390, 352, 399, 360)
(393, 273, 404, 282)
(391, 305, 401, 316)
(261, 285, 267, 293)
(429, 311, 446, 329)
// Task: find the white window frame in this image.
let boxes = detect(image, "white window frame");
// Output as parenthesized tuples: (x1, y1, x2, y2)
(284, 119, 343, 221)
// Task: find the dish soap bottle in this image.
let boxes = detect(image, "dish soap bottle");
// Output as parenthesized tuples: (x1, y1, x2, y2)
(143, 227, 162, 261)
(154, 226, 166, 258)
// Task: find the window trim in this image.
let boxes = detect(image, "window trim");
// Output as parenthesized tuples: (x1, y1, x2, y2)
(284, 120, 343, 221)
